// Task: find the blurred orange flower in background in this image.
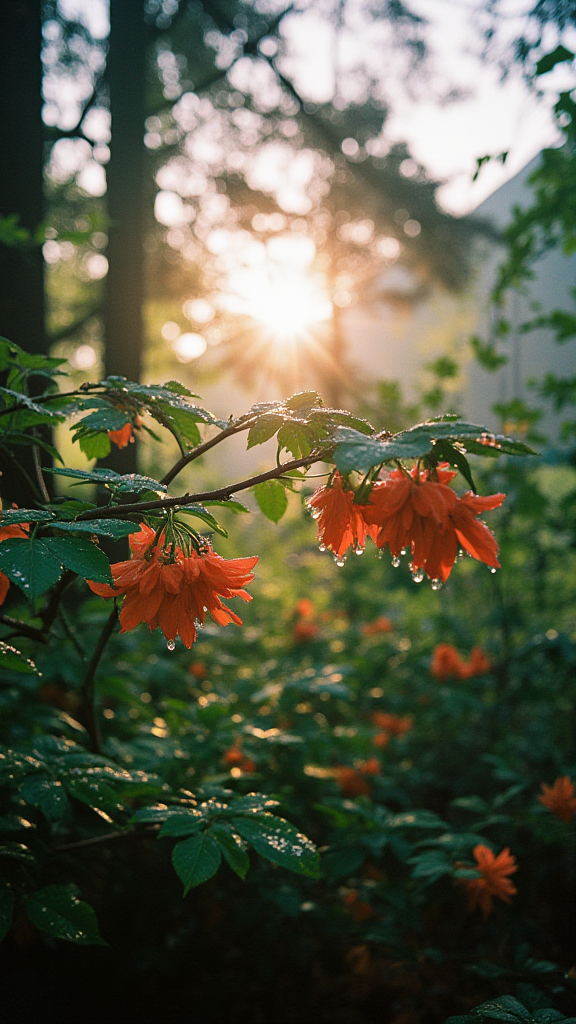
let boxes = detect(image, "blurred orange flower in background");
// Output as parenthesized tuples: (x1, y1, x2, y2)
(372, 711, 412, 736)
(296, 598, 315, 619)
(336, 766, 372, 797)
(538, 776, 576, 823)
(458, 844, 518, 918)
(88, 523, 258, 648)
(293, 620, 320, 642)
(223, 745, 255, 773)
(361, 616, 393, 636)
(307, 472, 378, 561)
(189, 660, 207, 679)
(431, 643, 491, 680)
(343, 891, 375, 922)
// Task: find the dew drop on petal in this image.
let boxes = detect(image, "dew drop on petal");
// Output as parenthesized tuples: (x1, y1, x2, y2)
(318, 544, 326, 552)
(411, 569, 425, 584)
(400, 548, 407, 556)
(489, 567, 497, 574)
(167, 639, 176, 651)
(391, 556, 401, 568)
(333, 554, 346, 567)
(430, 578, 443, 591)
(354, 544, 363, 556)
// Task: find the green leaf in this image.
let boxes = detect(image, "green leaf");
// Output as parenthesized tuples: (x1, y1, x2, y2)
(0, 537, 62, 599)
(471, 336, 508, 371)
(177, 505, 228, 537)
(158, 812, 208, 837)
(63, 777, 122, 815)
(79, 432, 111, 459)
(20, 776, 69, 821)
(73, 406, 131, 433)
(0, 889, 15, 942)
(231, 813, 320, 878)
(172, 832, 222, 894)
(163, 380, 199, 397)
(247, 414, 285, 449)
(535, 45, 575, 76)
(25, 885, 105, 945)
(277, 421, 315, 458)
(42, 537, 112, 585)
(0, 642, 39, 675)
(0, 747, 45, 783)
(432, 440, 477, 492)
(202, 500, 250, 515)
(50, 519, 142, 538)
(254, 480, 289, 523)
(44, 467, 167, 493)
(334, 420, 509, 474)
(285, 391, 322, 415)
(0, 509, 54, 525)
(212, 824, 250, 880)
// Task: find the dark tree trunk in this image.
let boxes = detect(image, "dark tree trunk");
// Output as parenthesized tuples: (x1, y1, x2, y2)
(0, 0, 45, 354)
(103, 0, 148, 475)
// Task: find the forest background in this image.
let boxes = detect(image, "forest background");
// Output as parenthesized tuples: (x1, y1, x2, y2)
(0, 1, 575, 1023)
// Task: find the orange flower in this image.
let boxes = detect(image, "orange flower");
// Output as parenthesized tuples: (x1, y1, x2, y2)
(108, 423, 133, 449)
(430, 643, 467, 680)
(372, 732, 390, 749)
(365, 465, 505, 583)
(223, 746, 244, 766)
(372, 711, 412, 736)
(361, 616, 393, 636)
(357, 757, 381, 776)
(460, 646, 491, 678)
(306, 472, 379, 562)
(293, 620, 320, 642)
(189, 660, 207, 679)
(539, 776, 576, 823)
(0, 522, 29, 606)
(296, 598, 315, 619)
(88, 523, 258, 648)
(336, 767, 371, 797)
(343, 891, 374, 922)
(458, 844, 518, 918)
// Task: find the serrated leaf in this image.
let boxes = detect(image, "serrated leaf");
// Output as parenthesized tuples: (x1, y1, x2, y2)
(247, 414, 285, 449)
(433, 440, 477, 492)
(78, 432, 111, 459)
(254, 480, 288, 523)
(50, 519, 142, 538)
(231, 813, 319, 878)
(334, 421, 492, 474)
(277, 421, 315, 458)
(470, 997, 532, 1022)
(42, 537, 112, 585)
(177, 505, 228, 537)
(202, 500, 250, 515)
(73, 407, 131, 433)
(163, 381, 198, 397)
(44, 467, 167, 493)
(0, 642, 39, 674)
(25, 885, 105, 945)
(20, 776, 69, 821)
(285, 391, 322, 414)
(64, 777, 122, 815)
(172, 832, 222, 894)
(0, 889, 15, 942)
(0, 537, 62, 599)
(0, 509, 54, 526)
(212, 824, 250, 880)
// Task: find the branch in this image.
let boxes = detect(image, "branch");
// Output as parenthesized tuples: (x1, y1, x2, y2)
(160, 419, 255, 487)
(82, 604, 119, 754)
(40, 570, 76, 633)
(75, 452, 326, 521)
(54, 824, 159, 853)
(0, 615, 47, 643)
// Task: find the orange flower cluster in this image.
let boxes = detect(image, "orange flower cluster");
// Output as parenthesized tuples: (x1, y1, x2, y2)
(364, 465, 505, 584)
(361, 616, 393, 636)
(188, 660, 207, 679)
(308, 465, 505, 583)
(306, 472, 378, 563)
(0, 521, 28, 606)
(88, 523, 258, 648)
(372, 710, 412, 748)
(458, 844, 518, 918)
(223, 745, 256, 773)
(336, 759, 380, 797)
(539, 776, 576, 823)
(431, 643, 491, 680)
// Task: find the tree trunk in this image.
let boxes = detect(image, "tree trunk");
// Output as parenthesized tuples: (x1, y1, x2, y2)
(103, 0, 148, 475)
(0, 0, 45, 354)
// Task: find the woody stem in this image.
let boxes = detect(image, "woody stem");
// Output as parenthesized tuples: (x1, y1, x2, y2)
(160, 419, 256, 487)
(82, 603, 119, 753)
(75, 452, 325, 522)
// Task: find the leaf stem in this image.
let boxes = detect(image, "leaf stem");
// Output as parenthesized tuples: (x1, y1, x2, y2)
(82, 603, 119, 753)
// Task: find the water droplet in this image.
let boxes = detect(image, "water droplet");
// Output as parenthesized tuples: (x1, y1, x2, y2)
(354, 544, 363, 556)
(318, 543, 326, 552)
(400, 548, 407, 556)
(430, 578, 443, 591)
(333, 554, 346, 567)
(167, 639, 176, 651)
(458, 548, 465, 559)
(391, 556, 401, 568)
(411, 568, 425, 584)
(489, 567, 497, 574)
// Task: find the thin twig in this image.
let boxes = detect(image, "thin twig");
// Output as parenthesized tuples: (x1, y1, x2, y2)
(82, 604, 119, 754)
(160, 420, 254, 486)
(0, 615, 47, 643)
(76, 452, 326, 522)
(40, 570, 76, 632)
(32, 443, 50, 503)
(54, 824, 159, 853)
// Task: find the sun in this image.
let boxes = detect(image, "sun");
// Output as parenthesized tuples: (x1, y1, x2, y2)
(224, 266, 332, 342)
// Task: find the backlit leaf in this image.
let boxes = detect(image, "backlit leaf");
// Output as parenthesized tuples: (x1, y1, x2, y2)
(172, 832, 222, 894)
(25, 885, 105, 945)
